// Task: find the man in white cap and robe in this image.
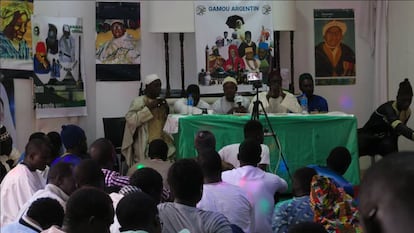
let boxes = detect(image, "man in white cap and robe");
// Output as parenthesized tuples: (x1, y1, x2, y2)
(121, 74, 175, 167)
(212, 76, 250, 114)
(315, 20, 356, 77)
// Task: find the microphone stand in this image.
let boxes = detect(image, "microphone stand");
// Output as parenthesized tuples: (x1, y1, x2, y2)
(251, 82, 293, 181)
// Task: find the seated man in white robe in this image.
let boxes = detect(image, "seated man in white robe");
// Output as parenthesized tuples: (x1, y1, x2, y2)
(173, 84, 210, 114)
(0, 138, 51, 225)
(249, 70, 301, 114)
(212, 76, 250, 114)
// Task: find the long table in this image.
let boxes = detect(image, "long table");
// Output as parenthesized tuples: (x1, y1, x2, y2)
(169, 113, 360, 190)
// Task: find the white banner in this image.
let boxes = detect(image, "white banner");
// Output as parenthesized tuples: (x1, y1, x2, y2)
(31, 16, 87, 118)
(195, 1, 273, 93)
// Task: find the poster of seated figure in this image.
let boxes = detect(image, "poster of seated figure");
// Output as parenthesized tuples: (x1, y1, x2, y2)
(31, 15, 86, 118)
(195, 1, 273, 94)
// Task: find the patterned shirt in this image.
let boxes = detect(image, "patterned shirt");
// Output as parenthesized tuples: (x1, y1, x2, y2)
(272, 196, 314, 233)
(101, 168, 129, 188)
(0, 33, 30, 59)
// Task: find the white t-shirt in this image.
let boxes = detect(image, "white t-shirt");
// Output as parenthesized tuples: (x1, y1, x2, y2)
(197, 181, 254, 233)
(222, 165, 287, 233)
(158, 202, 232, 233)
(218, 143, 270, 168)
(212, 96, 250, 114)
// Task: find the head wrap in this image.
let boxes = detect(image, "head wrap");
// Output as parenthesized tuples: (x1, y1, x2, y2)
(104, 19, 124, 26)
(36, 42, 47, 54)
(143, 74, 160, 85)
(258, 42, 269, 50)
(222, 76, 237, 86)
(63, 24, 70, 32)
(398, 78, 413, 96)
(0, 1, 32, 31)
(322, 20, 347, 36)
(61, 124, 86, 149)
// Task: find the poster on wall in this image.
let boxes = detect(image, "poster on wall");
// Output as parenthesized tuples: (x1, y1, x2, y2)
(314, 9, 356, 85)
(0, 77, 17, 145)
(95, 2, 141, 81)
(31, 15, 86, 118)
(195, 1, 273, 94)
(0, 0, 34, 71)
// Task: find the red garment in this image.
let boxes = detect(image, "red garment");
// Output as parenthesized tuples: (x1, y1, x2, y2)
(224, 44, 245, 72)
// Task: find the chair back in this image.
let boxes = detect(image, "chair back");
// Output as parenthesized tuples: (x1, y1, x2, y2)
(102, 117, 126, 154)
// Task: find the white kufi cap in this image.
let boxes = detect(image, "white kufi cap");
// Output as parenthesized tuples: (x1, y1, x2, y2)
(143, 74, 160, 85)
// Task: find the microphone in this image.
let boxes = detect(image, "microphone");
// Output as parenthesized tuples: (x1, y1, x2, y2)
(234, 95, 243, 107)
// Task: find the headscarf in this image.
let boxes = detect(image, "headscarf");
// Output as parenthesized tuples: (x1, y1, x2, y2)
(398, 78, 413, 97)
(0, 1, 32, 31)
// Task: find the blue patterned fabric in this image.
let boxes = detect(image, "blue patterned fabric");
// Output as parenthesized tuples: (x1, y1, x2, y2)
(272, 196, 314, 233)
(0, 33, 30, 59)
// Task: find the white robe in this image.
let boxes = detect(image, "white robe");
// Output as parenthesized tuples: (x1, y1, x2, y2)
(248, 91, 302, 114)
(0, 164, 46, 226)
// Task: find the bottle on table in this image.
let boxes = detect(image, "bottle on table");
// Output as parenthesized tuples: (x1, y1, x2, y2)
(187, 94, 194, 115)
(299, 94, 308, 114)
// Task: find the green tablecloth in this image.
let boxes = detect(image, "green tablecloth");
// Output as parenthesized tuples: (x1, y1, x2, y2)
(174, 114, 360, 191)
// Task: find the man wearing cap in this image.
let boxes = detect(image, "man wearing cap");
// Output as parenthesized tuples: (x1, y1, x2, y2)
(208, 45, 225, 75)
(33, 41, 50, 74)
(315, 20, 356, 77)
(58, 24, 75, 63)
(122, 74, 175, 167)
(212, 76, 249, 114)
(238, 31, 257, 58)
(243, 47, 260, 73)
(96, 19, 140, 64)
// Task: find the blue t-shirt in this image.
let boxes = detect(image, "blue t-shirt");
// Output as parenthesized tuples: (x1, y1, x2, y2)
(297, 94, 328, 112)
(51, 153, 82, 166)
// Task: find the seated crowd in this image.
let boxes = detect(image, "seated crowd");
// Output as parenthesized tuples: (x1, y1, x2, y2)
(0, 71, 413, 233)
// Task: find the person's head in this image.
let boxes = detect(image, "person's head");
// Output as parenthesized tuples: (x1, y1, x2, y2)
(168, 158, 204, 206)
(110, 20, 125, 39)
(65, 187, 114, 233)
(245, 31, 252, 42)
(292, 167, 317, 197)
(33, 25, 40, 36)
(267, 70, 283, 97)
(222, 76, 238, 102)
(130, 167, 163, 204)
(326, 146, 351, 175)
(323, 20, 346, 48)
(186, 84, 201, 106)
(258, 42, 269, 60)
(212, 45, 219, 56)
(48, 162, 76, 195)
(143, 74, 162, 99)
(194, 130, 216, 153)
(24, 138, 51, 171)
(74, 159, 105, 190)
(197, 149, 222, 182)
(61, 124, 87, 155)
(62, 24, 71, 37)
(231, 31, 238, 40)
(228, 44, 238, 59)
(245, 47, 254, 60)
(224, 31, 228, 38)
(236, 19, 243, 29)
(0, 125, 13, 156)
(288, 222, 328, 233)
(215, 36, 224, 48)
(237, 138, 262, 166)
(359, 151, 414, 233)
(396, 78, 413, 111)
(299, 73, 315, 97)
(1, 1, 32, 41)
(47, 23, 57, 41)
(117, 192, 162, 233)
(26, 197, 64, 230)
(47, 131, 63, 161)
(89, 138, 115, 169)
(148, 139, 168, 161)
(244, 120, 264, 144)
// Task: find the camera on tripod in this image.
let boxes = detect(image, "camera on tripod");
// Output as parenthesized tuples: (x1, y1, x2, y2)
(247, 72, 263, 89)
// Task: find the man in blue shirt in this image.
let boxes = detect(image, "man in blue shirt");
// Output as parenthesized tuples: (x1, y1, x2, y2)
(297, 73, 328, 113)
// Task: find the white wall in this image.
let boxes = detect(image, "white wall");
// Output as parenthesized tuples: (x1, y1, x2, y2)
(389, 1, 414, 151)
(13, 1, 381, 152)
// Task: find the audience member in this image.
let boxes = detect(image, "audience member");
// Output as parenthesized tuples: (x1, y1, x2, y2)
(1, 198, 64, 233)
(63, 187, 114, 233)
(194, 130, 216, 154)
(297, 73, 328, 113)
(219, 120, 270, 171)
(308, 146, 354, 196)
(122, 74, 175, 166)
(212, 76, 250, 114)
(117, 192, 162, 233)
(17, 131, 48, 163)
(249, 70, 301, 113)
(222, 138, 288, 233)
(310, 175, 361, 233)
(197, 149, 254, 233)
(89, 138, 129, 191)
(73, 159, 105, 190)
(129, 167, 164, 204)
(52, 125, 88, 166)
(128, 139, 172, 195)
(272, 167, 317, 233)
(287, 222, 328, 233)
(18, 162, 76, 218)
(358, 78, 414, 156)
(47, 131, 63, 161)
(173, 84, 211, 114)
(158, 159, 232, 232)
(1, 138, 51, 225)
(359, 151, 414, 233)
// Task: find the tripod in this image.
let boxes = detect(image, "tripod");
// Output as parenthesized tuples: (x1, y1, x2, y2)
(251, 84, 293, 180)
